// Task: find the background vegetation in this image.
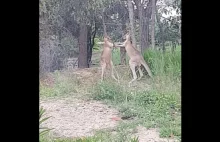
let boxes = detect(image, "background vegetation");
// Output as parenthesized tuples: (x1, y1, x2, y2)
(40, 0, 181, 141)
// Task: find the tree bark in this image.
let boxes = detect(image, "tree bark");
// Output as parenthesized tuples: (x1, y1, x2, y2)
(138, 0, 144, 53)
(151, 0, 156, 49)
(127, 0, 137, 47)
(78, 23, 88, 68)
(87, 22, 97, 67)
(142, 7, 150, 52)
(162, 30, 165, 53)
(102, 9, 107, 36)
(138, 0, 153, 52)
(171, 41, 176, 53)
(155, 6, 165, 52)
(120, 17, 127, 65)
(145, 18, 150, 49)
(87, 26, 92, 67)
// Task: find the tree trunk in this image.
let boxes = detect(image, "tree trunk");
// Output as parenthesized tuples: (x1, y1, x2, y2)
(78, 23, 88, 68)
(139, 0, 153, 52)
(120, 17, 127, 65)
(138, 0, 144, 53)
(155, 6, 165, 53)
(151, 0, 156, 49)
(58, 29, 62, 44)
(146, 19, 150, 48)
(57, 28, 63, 70)
(162, 31, 165, 53)
(87, 26, 92, 67)
(171, 41, 176, 53)
(142, 10, 150, 52)
(87, 22, 97, 67)
(120, 47, 126, 65)
(102, 9, 107, 36)
(127, 0, 137, 47)
(91, 23, 97, 66)
(138, 1, 148, 53)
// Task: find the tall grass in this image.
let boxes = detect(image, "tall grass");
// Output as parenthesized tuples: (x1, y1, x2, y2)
(112, 46, 181, 80)
(143, 47, 181, 79)
(40, 71, 78, 98)
(92, 46, 181, 141)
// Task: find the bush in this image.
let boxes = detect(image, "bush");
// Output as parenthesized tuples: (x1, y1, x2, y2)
(143, 48, 181, 79)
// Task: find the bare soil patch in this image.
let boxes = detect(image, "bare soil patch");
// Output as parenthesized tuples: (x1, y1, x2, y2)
(40, 97, 177, 141)
(133, 126, 178, 142)
(40, 97, 120, 138)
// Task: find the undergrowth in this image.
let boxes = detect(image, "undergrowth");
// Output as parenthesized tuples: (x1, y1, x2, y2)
(40, 71, 78, 98)
(143, 47, 181, 78)
(91, 46, 181, 140)
(91, 78, 181, 140)
(40, 46, 181, 141)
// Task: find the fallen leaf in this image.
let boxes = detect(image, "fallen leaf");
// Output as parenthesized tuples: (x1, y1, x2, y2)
(111, 117, 121, 121)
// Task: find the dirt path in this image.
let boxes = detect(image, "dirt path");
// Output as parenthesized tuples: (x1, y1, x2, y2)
(40, 97, 119, 138)
(40, 97, 177, 142)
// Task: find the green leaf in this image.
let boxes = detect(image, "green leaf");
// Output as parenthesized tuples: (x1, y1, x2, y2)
(40, 116, 52, 124)
(39, 107, 46, 119)
(40, 128, 53, 136)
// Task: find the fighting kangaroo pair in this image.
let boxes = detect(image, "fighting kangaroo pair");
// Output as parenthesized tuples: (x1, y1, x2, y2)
(100, 32, 153, 87)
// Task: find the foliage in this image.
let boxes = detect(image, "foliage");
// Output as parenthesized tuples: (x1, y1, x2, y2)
(93, 38, 102, 51)
(40, 0, 181, 75)
(39, 107, 53, 136)
(143, 46, 181, 78)
(39, 0, 121, 74)
(39, 0, 181, 140)
(154, 0, 181, 47)
(130, 137, 139, 142)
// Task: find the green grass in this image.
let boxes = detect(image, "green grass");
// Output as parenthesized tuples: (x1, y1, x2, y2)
(40, 46, 181, 141)
(90, 46, 181, 141)
(91, 79, 181, 140)
(40, 71, 78, 98)
(40, 135, 102, 142)
(40, 134, 139, 142)
(143, 46, 181, 78)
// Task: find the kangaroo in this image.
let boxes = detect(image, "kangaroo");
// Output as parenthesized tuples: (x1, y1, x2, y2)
(100, 35, 119, 82)
(115, 32, 153, 86)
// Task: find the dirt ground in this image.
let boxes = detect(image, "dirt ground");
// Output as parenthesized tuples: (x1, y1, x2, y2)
(40, 96, 177, 142)
(40, 97, 119, 138)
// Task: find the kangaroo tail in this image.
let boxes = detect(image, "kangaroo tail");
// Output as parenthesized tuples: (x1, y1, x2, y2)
(113, 65, 119, 80)
(140, 58, 153, 78)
